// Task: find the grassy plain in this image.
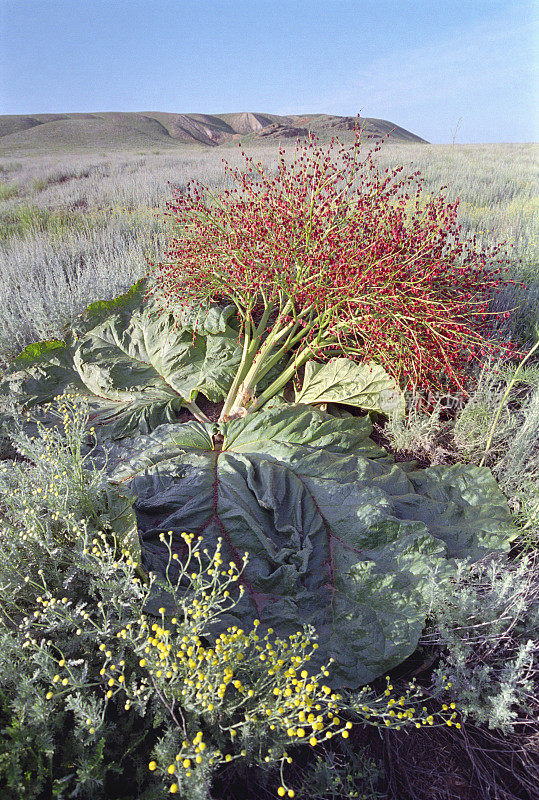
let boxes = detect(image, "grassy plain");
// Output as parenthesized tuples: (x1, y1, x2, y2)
(0, 137, 537, 799)
(0, 139, 537, 362)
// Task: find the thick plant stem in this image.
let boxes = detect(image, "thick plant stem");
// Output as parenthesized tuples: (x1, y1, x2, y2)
(186, 400, 212, 424)
(220, 303, 300, 421)
(219, 303, 276, 421)
(219, 331, 255, 422)
(239, 317, 299, 390)
(222, 324, 299, 419)
(222, 301, 342, 419)
(249, 345, 319, 412)
(242, 317, 320, 390)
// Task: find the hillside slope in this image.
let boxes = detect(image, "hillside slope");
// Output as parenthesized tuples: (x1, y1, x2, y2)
(0, 111, 427, 154)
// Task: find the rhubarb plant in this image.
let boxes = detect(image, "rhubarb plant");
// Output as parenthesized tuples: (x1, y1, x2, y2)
(0, 131, 518, 688)
(104, 404, 513, 686)
(148, 131, 515, 421)
(0, 309, 515, 687)
(0, 279, 404, 440)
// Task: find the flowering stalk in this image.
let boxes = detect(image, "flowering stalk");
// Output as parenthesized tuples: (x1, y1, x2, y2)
(148, 129, 516, 420)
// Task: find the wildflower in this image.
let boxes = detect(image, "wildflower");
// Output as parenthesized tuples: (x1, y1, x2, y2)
(149, 130, 516, 416)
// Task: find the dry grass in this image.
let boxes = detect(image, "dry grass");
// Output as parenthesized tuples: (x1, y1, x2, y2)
(382, 722, 539, 800)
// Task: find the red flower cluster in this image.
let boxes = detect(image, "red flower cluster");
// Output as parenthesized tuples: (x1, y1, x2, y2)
(148, 131, 516, 393)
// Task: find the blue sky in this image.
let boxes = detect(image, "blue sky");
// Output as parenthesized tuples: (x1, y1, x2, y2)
(0, 0, 536, 143)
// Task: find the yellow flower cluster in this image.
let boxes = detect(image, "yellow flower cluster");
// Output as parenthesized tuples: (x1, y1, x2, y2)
(148, 728, 219, 792)
(352, 675, 461, 731)
(32, 526, 461, 799)
(80, 532, 352, 794)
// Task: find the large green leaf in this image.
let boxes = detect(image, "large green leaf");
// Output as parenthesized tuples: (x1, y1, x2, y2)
(0, 281, 243, 440)
(107, 405, 513, 687)
(295, 358, 405, 417)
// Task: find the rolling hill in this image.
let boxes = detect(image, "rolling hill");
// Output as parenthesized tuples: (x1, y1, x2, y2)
(0, 111, 427, 155)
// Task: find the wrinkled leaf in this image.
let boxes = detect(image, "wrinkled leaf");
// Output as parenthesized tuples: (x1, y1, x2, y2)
(295, 359, 405, 417)
(107, 405, 513, 686)
(0, 280, 243, 440)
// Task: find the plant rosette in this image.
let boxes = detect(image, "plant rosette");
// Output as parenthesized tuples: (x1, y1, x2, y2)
(0, 288, 514, 686)
(103, 402, 513, 687)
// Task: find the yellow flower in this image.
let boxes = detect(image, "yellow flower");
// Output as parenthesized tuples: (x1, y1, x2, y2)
(148, 761, 157, 771)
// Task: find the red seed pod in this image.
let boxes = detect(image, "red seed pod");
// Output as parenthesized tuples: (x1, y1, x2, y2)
(145, 129, 518, 393)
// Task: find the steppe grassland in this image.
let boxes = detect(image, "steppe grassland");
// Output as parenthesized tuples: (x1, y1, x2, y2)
(0, 140, 537, 366)
(0, 137, 538, 799)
